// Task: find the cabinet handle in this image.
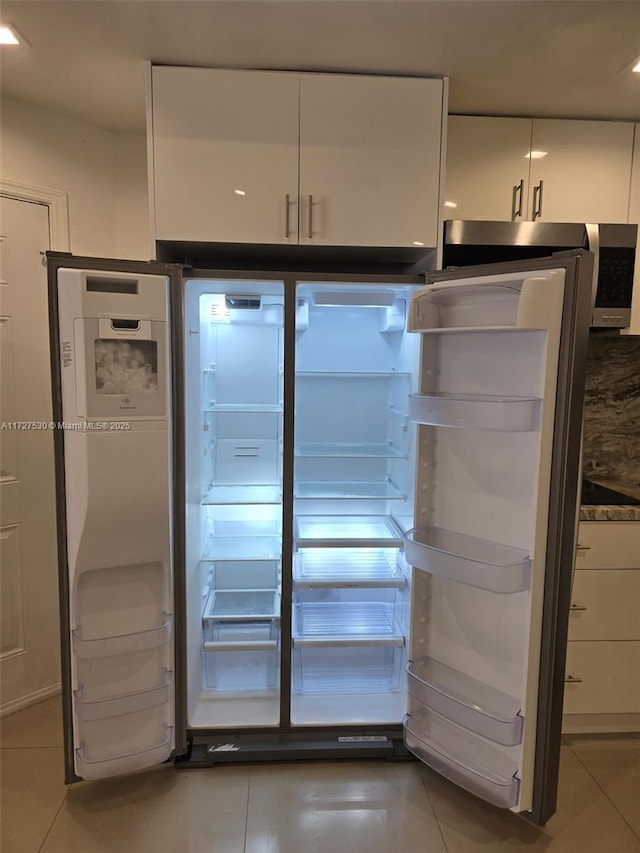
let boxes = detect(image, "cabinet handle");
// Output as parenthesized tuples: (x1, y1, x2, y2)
(307, 195, 314, 239)
(285, 194, 291, 238)
(532, 180, 544, 219)
(570, 603, 588, 612)
(564, 674, 583, 684)
(576, 544, 591, 551)
(511, 179, 524, 220)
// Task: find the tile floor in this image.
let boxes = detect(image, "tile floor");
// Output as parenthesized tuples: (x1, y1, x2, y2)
(1, 696, 639, 853)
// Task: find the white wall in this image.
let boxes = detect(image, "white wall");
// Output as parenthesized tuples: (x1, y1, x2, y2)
(114, 132, 150, 261)
(1, 97, 149, 260)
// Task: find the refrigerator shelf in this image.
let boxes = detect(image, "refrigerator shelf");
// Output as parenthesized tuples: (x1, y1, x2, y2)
(295, 481, 407, 501)
(73, 675, 172, 721)
(295, 442, 407, 459)
(293, 549, 405, 588)
(404, 527, 531, 593)
(204, 403, 283, 413)
(409, 392, 541, 432)
(202, 535, 282, 562)
(75, 725, 173, 781)
(415, 326, 538, 335)
(407, 657, 523, 745)
(295, 515, 404, 549)
(296, 371, 411, 379)
(203, 589, 280, 621)
(293, 602, 403, 642)
(202, 485, 282, 505)
(404, 709, 520, 809)
(72, 617, 172, 659)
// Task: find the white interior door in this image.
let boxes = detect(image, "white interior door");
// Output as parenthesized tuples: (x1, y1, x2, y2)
(403, 253, 592, 825)
(0, 196, 60, 715)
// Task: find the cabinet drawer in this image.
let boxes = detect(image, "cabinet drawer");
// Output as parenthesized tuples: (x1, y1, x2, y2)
(575, 522, 640, 569)
(564, 642, 640, 714)
(568, 570, 640, 641)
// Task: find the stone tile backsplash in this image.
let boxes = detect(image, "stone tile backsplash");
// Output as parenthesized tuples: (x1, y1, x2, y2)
(582, 330, 640, 500)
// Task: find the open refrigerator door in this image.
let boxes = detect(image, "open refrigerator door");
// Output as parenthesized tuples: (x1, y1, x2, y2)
(402, 251, 593, 825)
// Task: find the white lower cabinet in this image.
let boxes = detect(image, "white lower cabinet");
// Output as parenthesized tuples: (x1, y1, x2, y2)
(564, 642, 640, 715)
(563, 521, 640, 733)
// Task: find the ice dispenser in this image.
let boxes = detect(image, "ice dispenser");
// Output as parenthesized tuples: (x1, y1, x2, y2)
(55, 267, 175, 779)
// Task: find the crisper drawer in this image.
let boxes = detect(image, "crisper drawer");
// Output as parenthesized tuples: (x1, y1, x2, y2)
(564, 641, 640, 715)
(568, 570, 640, 641)
(203, 623, 279, 691)
(292, 641, 404, 694)
(575, 522, 640, 569)
(404, 708, 520, 809)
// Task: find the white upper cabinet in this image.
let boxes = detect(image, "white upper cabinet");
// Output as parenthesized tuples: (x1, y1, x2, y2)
(445, 116, 533, 221)
(445, 116, 635, 225)
(150, 67, 445, 248)
(528, 119, 634, 224)
(298, 74, 444, 247)
(152, 67, 300, 244)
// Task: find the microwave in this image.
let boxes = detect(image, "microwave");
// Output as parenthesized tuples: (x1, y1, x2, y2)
(443, 221, 637, 328)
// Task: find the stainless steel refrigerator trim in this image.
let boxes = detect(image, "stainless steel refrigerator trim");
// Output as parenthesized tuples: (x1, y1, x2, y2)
(530, 250, 592, 825)
(46, 252, 187, 781)
(426, 249, 593, 825)
(279, 277, 298, 728)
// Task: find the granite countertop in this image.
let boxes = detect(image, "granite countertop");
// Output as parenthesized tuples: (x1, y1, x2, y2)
(579, 505, 640, 521)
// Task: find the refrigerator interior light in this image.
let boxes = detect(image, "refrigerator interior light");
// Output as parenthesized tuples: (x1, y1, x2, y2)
(312, 290, 396, 308)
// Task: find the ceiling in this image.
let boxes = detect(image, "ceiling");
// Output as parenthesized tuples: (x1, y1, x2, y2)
(1, 0, 639, 134)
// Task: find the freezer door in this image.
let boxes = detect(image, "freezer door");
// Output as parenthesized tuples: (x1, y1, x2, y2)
(403, 251, 593, 825)
(47, 254, 186, 782)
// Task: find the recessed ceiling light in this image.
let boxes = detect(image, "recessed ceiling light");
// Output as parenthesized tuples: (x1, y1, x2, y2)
(633, 60, 640, 73)
(525, 151, 548, 159)
(413, 241, 425, 247)
(0, 24, 20, 44)
(234, 189, 246, 196)
(443, 201, 458, 208)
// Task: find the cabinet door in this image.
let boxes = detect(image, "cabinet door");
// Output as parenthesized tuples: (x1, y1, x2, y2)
(152, 67, 299, 244)
(445, 116, 533, 221)
(528, 119, 634, 223)
(299, 74, 444, 248)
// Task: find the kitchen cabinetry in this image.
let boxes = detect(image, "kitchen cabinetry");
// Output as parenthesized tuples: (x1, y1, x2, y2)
(445, 116, 532, 221)
(298, 74, 443, 247)
(563, 520, 640, 733)
(528, 120, 634, 223)
(150, 67, 445, 248)
(151, 67, 299, 246)
(445, 116, 634, 225)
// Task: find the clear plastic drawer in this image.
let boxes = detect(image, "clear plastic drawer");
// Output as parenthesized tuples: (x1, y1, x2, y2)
(292, 643, 404, 694)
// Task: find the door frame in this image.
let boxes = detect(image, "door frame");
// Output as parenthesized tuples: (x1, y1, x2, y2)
(0, 178, 70, 252)
(0, 181, 69, 716)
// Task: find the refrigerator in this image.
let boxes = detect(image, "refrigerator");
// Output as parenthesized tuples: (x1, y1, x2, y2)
(47, 247, 593, 826)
